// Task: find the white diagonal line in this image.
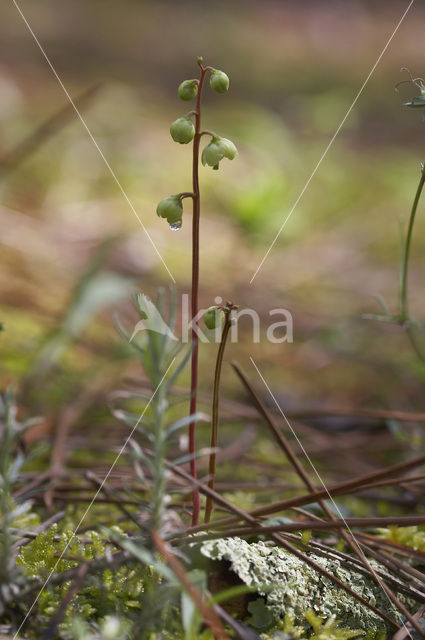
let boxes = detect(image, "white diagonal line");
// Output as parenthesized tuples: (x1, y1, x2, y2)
(13, 357, 175, 640)
(249, 356, 413, 637)
(11, 0, 176, 283)
(250, 0, 415, 284)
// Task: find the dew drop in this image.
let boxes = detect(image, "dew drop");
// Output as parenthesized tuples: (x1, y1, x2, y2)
(169, 220, 182, 231)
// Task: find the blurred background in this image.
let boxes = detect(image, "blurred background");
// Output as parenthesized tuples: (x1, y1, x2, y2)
(1, 0, 425, 462)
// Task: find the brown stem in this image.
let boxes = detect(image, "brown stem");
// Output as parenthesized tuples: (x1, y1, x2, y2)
(189, 62, 209, 525)
(152, 530, 229, 640)
(204, 311, 233, 523)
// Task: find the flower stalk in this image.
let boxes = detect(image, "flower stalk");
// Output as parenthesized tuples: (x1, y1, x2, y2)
(156, 57, 237, 525)
(204, 303, 237, 523)
(399, 162, 425, 322)
(188, 60, 208, 525)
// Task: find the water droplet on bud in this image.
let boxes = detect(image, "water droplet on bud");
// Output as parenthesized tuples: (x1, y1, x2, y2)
(169, 220, 182, 231)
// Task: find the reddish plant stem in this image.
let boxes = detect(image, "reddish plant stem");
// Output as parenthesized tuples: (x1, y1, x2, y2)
(189, 63, 208, 525)
(204, 311, 233, 523)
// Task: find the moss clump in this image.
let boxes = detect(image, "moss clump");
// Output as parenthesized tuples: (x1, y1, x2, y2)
(17, 524, 145, 633)
(376, 525, 425, 552)
(260, 610, 367, 640)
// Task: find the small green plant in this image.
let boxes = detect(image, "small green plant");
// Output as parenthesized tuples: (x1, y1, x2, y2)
(204, 301, 238, 523)
(156, 57, 237, 525)
(115, 289, 206, 535)
(304, 611, 365, 640)
(71, 615, 130, 640)
(397, 68, 425, 119)
(6, 57, 425, 640)
(376, 525, 425, 552)
(0, 390, 40, 621)
(366, 70, 425, 364)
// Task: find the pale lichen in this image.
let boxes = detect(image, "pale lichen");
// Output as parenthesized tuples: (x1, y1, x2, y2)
(199, 538, 414, 634)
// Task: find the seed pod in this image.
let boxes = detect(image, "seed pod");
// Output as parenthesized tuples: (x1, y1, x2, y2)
(204, 306, 225, 330)
(156, 195, 183, 220)
(210, 69, 229, 94)
(170, 116, 195, 144)
(178, 79, 198, 101)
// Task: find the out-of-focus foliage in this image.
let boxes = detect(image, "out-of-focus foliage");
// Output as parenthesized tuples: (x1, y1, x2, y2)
(376, 525, 425, 552)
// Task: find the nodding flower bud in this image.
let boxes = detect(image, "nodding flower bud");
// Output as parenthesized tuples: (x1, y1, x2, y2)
(201, 136, 238, 170)
(156, 195, 183, 222)
(204, 306, 225, 330)
(219, 137, 238, 160)
(210, 69, 229, 94)
(178, 79, 198, 101)
(201, 137, 222, 168)
(170, 116, 195, 144)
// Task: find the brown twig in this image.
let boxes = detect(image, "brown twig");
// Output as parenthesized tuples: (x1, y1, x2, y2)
(152, 530, 229, 640)
(157, 453, 400, 630)
(392, 605, 425, 640)
(187, 452, 425, 534)
(185, 515, 425, 536)
(232, 361, 424, 636)
(85, 471, 141, 529)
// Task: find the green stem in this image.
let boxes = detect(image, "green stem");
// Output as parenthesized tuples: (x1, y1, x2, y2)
(204, 311, 232, 524)
(399, 163, 425, 322)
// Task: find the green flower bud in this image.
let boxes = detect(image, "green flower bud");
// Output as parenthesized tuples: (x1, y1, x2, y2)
(210, 69, 229, 94)
(219, 137, 238, 160)
(170, 116, 195, 144)
(201, 136, 238, 169)
(156, 195, 183, 220)
(204, 306, 225, 330)
(178, 79, 198, 101)
(201, 137, 223, 168)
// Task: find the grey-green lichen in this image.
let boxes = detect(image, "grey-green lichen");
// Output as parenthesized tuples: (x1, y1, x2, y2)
(199, 537, 413, 635)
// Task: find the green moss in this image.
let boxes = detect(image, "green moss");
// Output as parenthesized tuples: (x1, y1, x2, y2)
(17, 524, 146, 633)
(261, 610, 366, 640)
(376, 526, 425, 552)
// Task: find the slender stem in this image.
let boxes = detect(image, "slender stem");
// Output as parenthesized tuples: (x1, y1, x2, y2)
(204, 312, 232, 523)
(189, 63, 208, 525)
(406, 324, 425, 364)
(400, 162, 425, 321)
(151, 385, 167, 532)
(152, 531, 229, 640)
